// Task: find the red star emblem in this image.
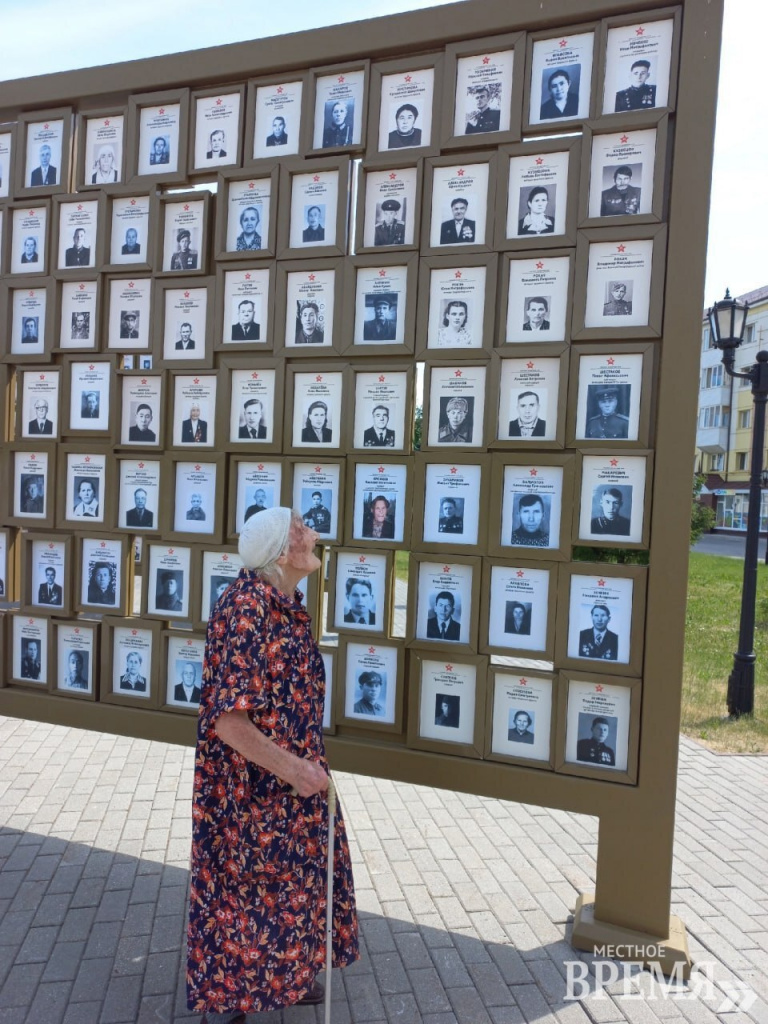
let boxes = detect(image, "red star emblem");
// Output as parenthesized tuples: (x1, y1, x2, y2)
(315, 375, 323, 382)
(620, 135, 629, 144)
(74, 628, 80, 634)
(186, 639, 193, 646)
(43, 123, 49, 130)
(443, 565, 451, 573)
(216, 98, 222, 106)
(405, 75, 412, 83)
(183, 204, 190, 212)
(617, 244, 626, 253)
(138, 462, 144, 469)
(194, 464, 201, 471)
(559, 39, 568, 47)
(338, 75, 345, 83)
(482, 56, 490, 64)
(29, 290, 34, 297)
(595, 684, 604, 692)
(130, 199, 136, 205)
(368, 646, 376, 654)
(597, 578, 606, 586)
(243, 273, 252, 282)
(277, 86, 284, 94)
(89, 364, 95, 370)
(450, 467, 457, 474)
(308, 274, 315, 282)
(635, 26, 644, 35)
(378, 466, 385, 473)
(454, 270, 462, 279)
(100, 541, 106, 548)
(389, 172, 397, 180)
(222, 554, 229, 561)
(104, 119, 110, 126)
(378, 269, 386, 277)
(526, 361, 534, 369)
(516, 570, 524, 577)
(535, 157, 544, 166)
(457, 168, 465, 176)
(378, 375, 385, 382)
(359, 555, 366, 563)
(39, 374, 45, 380)
(84, 456, 91, 463)
(28, 619, 34, 625)
(184, 291, 190, 298)
(158, 107, 165, 115)
(29, 210, 34, 216)
(445, 664, 453, 672)
(131, 629, 138, 636)
(193, 378, 200, 385)
(77, 204, 83, 211)
(529, 468, 538, 476)
(519, 677, 527, 685)
(314, 466, 322, 472)
(128, 281, 134, 288)
(168, 547, 174, 554)
(79, 283, 85, 290)
(48, 542, 54, 549)
(454, 369, 462, 377)
(536, 261, 544, 270)
(248, 181, 255, 189)
(251, 372, 259, 379)
(139, 379, 147, 386)
(313, 174, 320, 182)
(610, 458, 619, 467)
(607, 358, 615, 365)
(30, 454, 36, 460)
(257, 463, 264, 470)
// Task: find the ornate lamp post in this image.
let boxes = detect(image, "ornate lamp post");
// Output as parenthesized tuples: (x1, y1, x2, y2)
(707, 289, 766, 716)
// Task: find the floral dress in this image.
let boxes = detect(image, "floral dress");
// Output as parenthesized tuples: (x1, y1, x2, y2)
(187, 571, 359, 1015)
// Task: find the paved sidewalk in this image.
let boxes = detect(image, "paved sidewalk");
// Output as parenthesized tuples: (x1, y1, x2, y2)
(0, 716, 766, 1024)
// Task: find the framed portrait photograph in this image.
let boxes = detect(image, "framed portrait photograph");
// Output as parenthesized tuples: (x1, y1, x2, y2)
(129, 89, 190, 182)
(19, 367, 61, 441)
(309, 63, 368, 153)
(443, 34, 523, 147)
(570, 345, 654, 447)
(288, 367, 345, 452)
(424, 363, 488, 450)
(408, 653, 485, 757)
(191, 87, 243, 173)
(425, 158, 492, 253)
(559, 568, 645, 674)
(280, 158, 349, 258)
(492, 354, 564, 447)
(5, 282, 50, 360)
(230, 458, 283, 537)
(117, 457, 161, 533)
(106, 276, 153, 352)
(11, 449, 53, 527)
(159, 193, 210, 275)
(276, 261, 341, 356)
(163, 631, 205, 712)
(527, 30, 595, 128)
(18, 110, 71, 196)
(290, 460, 344, 544)
(167, 457, 223, 542)
(351, 367, 413, 453)
(482, 560, 554, 658)
(337, 639, 403, 733)
(77, 535, 128, 615)
(225, 361, 282, 451)
(157, 279, 214, 367)
(348, 459, 410, 548)
(11, 615, 49, 687)
(145, 543, 193, 621)
(499, 139, 580, 248)
(583, 123, 662, 223)
(198, 549, 244, 626)
(583, 237, 655, 329)
(59, 448, 110, 529)
(319, 647, 335, 734)
(577, 453, 651, 547)
(57, 279, 100, 351)
(561, 675, 638, 782)
(328, 548, 392, 637)
(409, 556, 479, 650)
(357, 163, 421, 255)
(370, 57, 440, 158)
(486, 668, 554, 767)
(0, 527, 13, 604)
(415, 456, 489, 553)
(24, 534, 71, 616)
(54, 621, 97, 700)
(346, 255, 417, 354)
(0, 127, 15, 200)
(77, 110, 125, 189)
(216, 266, 272, 350)
(170, 373, 218, 450)
(10, 205, 48, 275)
(118, 373, 163, 449)
(417, 256, 493, 357)
(492, 454, 575, 559)
(101, 617, 161, 707)
(601, 15, 677, 117)
(217, 169, 277, 260)
(55, 197, 101, 273)
(65, 358, 114, 435)
(248, 74, 305, 161)
(106, 192, 152, 269)
(502, 253, 572, 346)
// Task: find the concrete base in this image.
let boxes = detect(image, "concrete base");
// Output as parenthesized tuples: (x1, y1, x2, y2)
(571, 894, 692, 979)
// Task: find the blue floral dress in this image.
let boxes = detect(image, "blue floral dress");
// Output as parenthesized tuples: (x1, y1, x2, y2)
(186, 571, 359, 1015)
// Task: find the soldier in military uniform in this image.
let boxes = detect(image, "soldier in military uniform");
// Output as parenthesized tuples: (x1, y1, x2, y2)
(302, 491, 331, 534)
(614, 59, 656, 112)
(576, 717, 616, 766)
(585, 385, 630, 439)
(590, 488, 631, 536)
(465, 85, 501, 134)
(374, 199, 406, 247)
(603, 282, 632, 316)
(170, 229, 198, 271)
(438, 498, 464, 534)
(600, 166, 641, 217)
(65, 228, 91, 267)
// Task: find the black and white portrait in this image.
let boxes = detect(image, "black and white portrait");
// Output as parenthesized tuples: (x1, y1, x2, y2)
(253, 79, 303, 160)
(529, 33, 593, 126)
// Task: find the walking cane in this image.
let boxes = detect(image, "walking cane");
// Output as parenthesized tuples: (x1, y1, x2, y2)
(324, 776, 336, 1024)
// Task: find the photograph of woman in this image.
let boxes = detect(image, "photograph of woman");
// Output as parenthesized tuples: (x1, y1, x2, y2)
(91, 145, 118, 184)
(518, 186, 554, 236)
(362, 494, 395, 539)
(300, 400, 332, 443)
(437, 300, 472, 347)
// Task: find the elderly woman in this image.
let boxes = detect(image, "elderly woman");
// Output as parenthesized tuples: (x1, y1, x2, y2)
(91, 145, 118, 184)
(437, 300, 472, 347)
(187, 508, 358, 1023)
(235, 206, 261, 251)
(518, 186, 554, 235)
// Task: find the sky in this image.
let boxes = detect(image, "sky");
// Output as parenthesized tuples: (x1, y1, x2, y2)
(0, 0, 760, 302)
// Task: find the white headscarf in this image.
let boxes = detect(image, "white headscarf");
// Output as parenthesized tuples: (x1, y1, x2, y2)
(238, 506, 291, 569)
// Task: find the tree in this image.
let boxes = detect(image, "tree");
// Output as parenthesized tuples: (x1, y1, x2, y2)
(691, 473, 715, 546)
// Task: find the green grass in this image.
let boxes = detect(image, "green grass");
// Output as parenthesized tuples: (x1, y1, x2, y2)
(682, 552, 768, 752)
(395, 550, 408, 582)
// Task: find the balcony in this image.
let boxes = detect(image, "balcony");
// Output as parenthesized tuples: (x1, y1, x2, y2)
(696, 425, 729, 452)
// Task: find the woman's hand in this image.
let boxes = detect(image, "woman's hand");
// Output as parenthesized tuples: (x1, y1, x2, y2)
(290, 758, 330, 798)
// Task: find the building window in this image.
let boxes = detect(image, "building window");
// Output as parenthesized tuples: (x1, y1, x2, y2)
(702, 365, 724, 389)
(739, 366, 752, 387)
(745, 324, 755, 345)
(716, 492, 768, 532)
(699, 406, 730, 428)
(738, 409, 752, 429)
(736, 452, 748, 471)
(702, 327, 711, 350)
(709, 453, 724, 471)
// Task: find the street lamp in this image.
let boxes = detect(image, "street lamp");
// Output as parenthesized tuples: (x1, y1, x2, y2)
(707, 288, 767, 716)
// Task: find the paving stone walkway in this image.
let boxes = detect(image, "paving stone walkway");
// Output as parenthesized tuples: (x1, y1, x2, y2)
(0, 715, 766, 1024)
